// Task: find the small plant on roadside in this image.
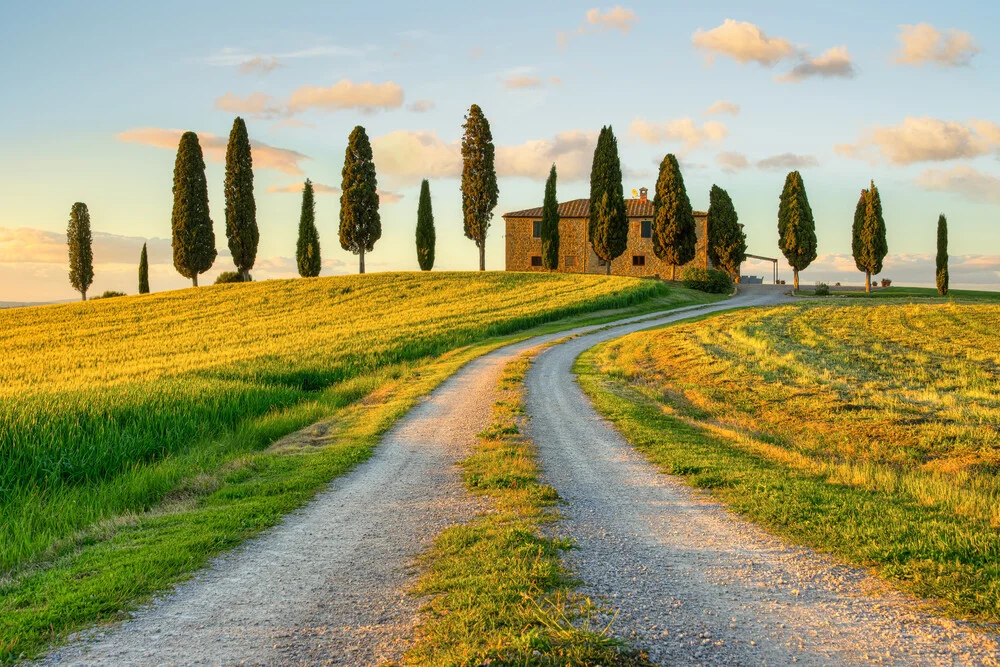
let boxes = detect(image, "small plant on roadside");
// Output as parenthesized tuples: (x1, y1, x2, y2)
(815, 282, 830, 296)
(214, 271, 252, 284)
(681, 267, 732, 293)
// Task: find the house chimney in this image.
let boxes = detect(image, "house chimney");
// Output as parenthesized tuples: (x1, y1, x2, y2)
(639, 187, 648, 202)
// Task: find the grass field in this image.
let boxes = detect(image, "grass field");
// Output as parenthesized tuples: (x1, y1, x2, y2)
(579, 302, 1000, 623)
(796, 285, 1000, 302)
(0, 271, 705, 662)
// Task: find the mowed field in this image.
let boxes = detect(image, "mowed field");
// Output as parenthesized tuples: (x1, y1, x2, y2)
(580, 302, 1000, 621)
(0, 271, 682, 662)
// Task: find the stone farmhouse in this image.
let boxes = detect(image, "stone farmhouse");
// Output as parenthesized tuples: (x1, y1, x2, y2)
(503, 187, 712, 278)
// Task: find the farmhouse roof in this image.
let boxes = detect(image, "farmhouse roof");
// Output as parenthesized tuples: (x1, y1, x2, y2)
(503, 198, 706, 218)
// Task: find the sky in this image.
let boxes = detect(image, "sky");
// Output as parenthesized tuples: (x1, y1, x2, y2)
(1, 0, 998, 301)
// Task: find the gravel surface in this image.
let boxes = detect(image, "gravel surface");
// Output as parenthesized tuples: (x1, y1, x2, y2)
(526, 287, 1000, 666)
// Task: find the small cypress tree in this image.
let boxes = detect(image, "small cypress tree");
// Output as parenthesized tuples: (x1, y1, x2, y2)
(707, 185, 747, 281)
(339, 126, 381, 274)
(936, 213, 949, 296)
(588, 126, 627, 274)
(541, 164, 560, 270)
(224, 117, 258, 282)
(652, 154, 697, 281)
(777, 170, 817, 291)
(171, 131, 217, 286)
(415, 179, 435, 271)
(138, 242, 150, 294)
(461, 104, 499, 271)
(296, 179, 321, 277)
(67, 202, 94, 301)
(851, 179, 888, 293)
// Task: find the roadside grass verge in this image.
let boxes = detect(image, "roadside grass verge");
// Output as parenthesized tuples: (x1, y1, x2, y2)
(406, 352, 651, 666)
(0, 275, 713, 664)
(577, 302, 1000, 624)
(794, 285, 1000, 302)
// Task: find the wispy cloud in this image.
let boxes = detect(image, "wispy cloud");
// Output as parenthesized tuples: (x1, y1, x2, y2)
(213, 79, 405, 119)
(777, 46, 856, 83)
(835, 117, 1000, 165)
(116, 127, 309, 174)
(692, 19, 795, 66)
(407, 99, 436, 113)
(238, 56, 283, 75)
(715, 151, 817, 173)
(558, 6, 638, 49)
(716, 151, 750, 174)
(214, 92, 283, 119)
(203, 44, 363, 69)
(628, 117, 729, 152)
(915, 165, 1000, 204)
(266, 181, 403, 204)
(893, 24, 979, 67)
(704, 100, 740, 117)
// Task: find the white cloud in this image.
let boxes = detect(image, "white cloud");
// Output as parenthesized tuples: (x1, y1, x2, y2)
(915, 165, 1000, 204)
(558, 6, 638, 49)
(214, 92, 283, 119)
(893, 24, 980, 67)
(266, 181, 403, 204)
(692, 19, 795, 66)
(716, 152, 750, 173)
(628, 118, 729, 152)
(704, 100, 740, 117)
(371, 130, 462, 186)
(777, 46, 856, 83)
(286, 80, 404, 114)
(238, 56, 283, 75)
(116, 127, 309, 174)
(203, 45, 362, 68)
(504, 75, 544, 89)
(407, 99, 436, 113)
(835, 117, 999, 165)
(497, 130, 598, 181)
(756, 153, 819, 170)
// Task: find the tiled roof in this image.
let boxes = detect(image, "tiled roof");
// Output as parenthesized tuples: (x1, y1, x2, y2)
(504, 198, 706, 218)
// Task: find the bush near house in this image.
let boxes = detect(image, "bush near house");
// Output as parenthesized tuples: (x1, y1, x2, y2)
(681, 267, 732, 294)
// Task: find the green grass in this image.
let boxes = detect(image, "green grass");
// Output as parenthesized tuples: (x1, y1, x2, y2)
(406, 352, 651, 666)
(577, 302, 1000, 624)
(796, 285, 1000, 302)
(0, 273, 713, 664)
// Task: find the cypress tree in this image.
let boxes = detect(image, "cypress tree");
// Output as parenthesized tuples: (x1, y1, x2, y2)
(171, 131, 217, 286)
(777, 171, 817, 291)
(224, 117, 258, 282)
(541, 164, 560, 270)
(339, 126, 381, 274)
(588, 125, 627, 274)
(461, 104, 499, 271)
(415, 179, 435, 271)
(138, 242, 150, 294)
(851, 180, 888, 293)
(652, 154, 697, 280)
(296, 179, 321, 277)
(936, 213, 949, 296)
(707, 185, 747, 281)
(67, 202, 94, 301)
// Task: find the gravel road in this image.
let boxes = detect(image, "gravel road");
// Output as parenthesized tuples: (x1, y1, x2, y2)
(526, 287, 1000, 666)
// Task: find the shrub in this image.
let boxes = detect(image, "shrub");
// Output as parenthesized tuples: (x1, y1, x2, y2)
(881, 278, 892, 288)
(92, 290, 126, 299)
(815, 282, 830, 296)
(214, 271, 252, 285)
(681, 267, 732, 294)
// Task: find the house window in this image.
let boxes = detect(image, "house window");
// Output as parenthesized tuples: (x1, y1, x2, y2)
(641, 220, 652, 238)
(564, 255, 578, 268)
(532, 221, 541, 238)
(632, 255, 646, 266)
(530, 255, 543, 267)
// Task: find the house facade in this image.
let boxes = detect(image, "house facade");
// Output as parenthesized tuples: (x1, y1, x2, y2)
(503, 188, 711, 278)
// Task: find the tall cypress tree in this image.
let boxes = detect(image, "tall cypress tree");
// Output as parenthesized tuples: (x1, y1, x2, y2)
(339, 126, 381, 274)
(652, 154, 697, 280)
(541, 164, 560, 270)
(296, 179, 321, 277)
(588, 125, 627, 274)
(936, 213, 949, 296)
(67, 202, 94, 301)
(171, 131, 216, 286)
(224, 117, 258, 282)
(851, 180, 888, 293)
(415, 179, 435, 271)
(138, 242, 150, 294)
(461, 104, 499, 271)
(707, 185, 747, 281)
(777, 170, 817, 291)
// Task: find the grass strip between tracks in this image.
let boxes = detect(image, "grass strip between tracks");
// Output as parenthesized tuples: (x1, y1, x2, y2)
(406, 350, 652, 666)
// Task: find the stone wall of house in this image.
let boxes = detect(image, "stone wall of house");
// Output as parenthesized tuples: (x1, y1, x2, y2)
(506, 213, 710, 278)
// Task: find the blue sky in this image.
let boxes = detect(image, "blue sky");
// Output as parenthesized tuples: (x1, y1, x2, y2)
(1, 0, 998, 300)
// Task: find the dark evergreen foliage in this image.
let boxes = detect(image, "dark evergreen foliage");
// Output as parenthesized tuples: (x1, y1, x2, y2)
(415, 179, 435, 271)
(652, 154, 697, 280)
(224, 117, 258, 281)
(67, 202, 94, 301)
(339, 126, 381, 274)
(777, 171, 817, 291)
(541, 164, 560, 270)
(936, 213, 949, 296)
(138, 242, 149, 294)
(171, 131, 217, 286)
(681, 267, 733, 294)
(296, 179, 322, 277)
(851, 180, 888, 293)
(461, 104, 499, 271)
(707, 185, 747, 281)
(214, 270, 251, 284)
(588, 126, 627, 273)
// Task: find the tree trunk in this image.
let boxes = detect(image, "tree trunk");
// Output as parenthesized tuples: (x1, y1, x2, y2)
(605, 260, 610, 276)
(360, 249, 366, 274)
(242, 268, 250, 282)
(670, 264, 676, 281)
(81, 290, 87, 302)
(479, 244, 485, 271)
(192, 274, 198, 287)
(793, 269, 799, 292)
(865, 269, 871, 293)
